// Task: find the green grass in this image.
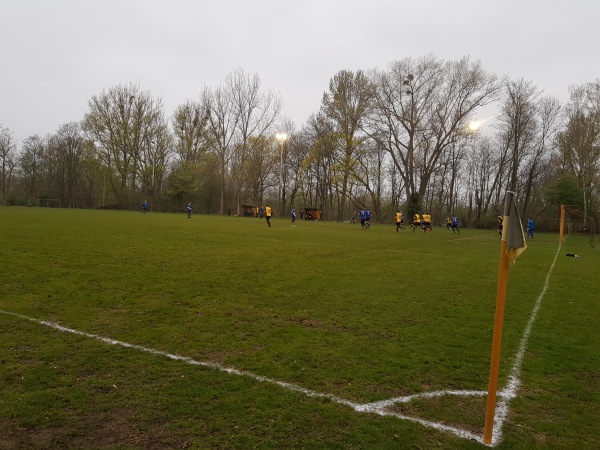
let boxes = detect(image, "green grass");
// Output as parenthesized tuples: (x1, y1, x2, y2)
(0, 206, 598, 449)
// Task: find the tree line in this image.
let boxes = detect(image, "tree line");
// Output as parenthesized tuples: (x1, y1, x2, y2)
(1, 56, 599, 231)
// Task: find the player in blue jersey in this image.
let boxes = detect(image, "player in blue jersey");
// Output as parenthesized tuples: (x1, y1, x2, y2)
(527, 218, 535, 239)
(365, 208, 371, 228)
(359, 208, 366, 228)
(450, 215, 460, 234)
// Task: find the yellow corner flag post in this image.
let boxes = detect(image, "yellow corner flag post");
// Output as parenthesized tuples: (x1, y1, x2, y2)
(483, 191, 527, 444)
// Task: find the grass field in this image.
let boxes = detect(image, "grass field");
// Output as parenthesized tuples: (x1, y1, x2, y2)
(1, 206, 598, 449)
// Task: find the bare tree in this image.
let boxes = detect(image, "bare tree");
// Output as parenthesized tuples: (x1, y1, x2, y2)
(78, 141, 105, 208)
(302, 113, 338, 216)
(274, 118, 298, 216)
(201, 69, 282, 215)
(230, 69, 282, 215)
(243, 135, 277, 208)
(283, 127, 311, 214)
(20, 134, 46, 205)
(388, 157, 406, 211)
(558, 83, 600, 223)
(139, 120, 173, 210)
(467, 136, 508, 225)
(350, 139, 387, 221)
(429, 137, 470, 217)
(495, 79, 540, 195)
(321, 69, 373, 220)
(202, 84, 240, 214)
(46, 123, 86, 207)
(172, 100, 211, 164)
(82, 84, 168, 208)
(520, 96, 562, 216)
(367, 55, 503, 210)
(0, 125, 17, 205)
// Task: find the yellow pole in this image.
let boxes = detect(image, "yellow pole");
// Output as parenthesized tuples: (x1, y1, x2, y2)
(483, 191, 512, 444)
(559, 204, 565, 244)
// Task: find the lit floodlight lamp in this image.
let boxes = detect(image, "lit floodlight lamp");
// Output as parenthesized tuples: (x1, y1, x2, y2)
(468, 120, 481, 131)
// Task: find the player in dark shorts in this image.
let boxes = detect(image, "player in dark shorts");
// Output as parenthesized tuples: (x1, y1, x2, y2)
(412, 213, 421, 232)
(450, 215, 460, 234)
(395, 210, 404, 232)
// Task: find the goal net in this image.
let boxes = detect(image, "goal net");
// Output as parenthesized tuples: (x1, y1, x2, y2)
(37, 199, 62, 208)
(560, 204, 598, 248)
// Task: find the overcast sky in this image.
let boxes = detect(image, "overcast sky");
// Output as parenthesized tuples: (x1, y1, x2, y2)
(1, 0, 599, 144)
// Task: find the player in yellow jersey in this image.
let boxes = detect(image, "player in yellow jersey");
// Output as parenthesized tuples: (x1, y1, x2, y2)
(395, 210, 404, 232)
(422, 212, 432, 232)
(265, 204, 273, 227)
(412, 213, 421, 232)
(497, 214, 503, 237)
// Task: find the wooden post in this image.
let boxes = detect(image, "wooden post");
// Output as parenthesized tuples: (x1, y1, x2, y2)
(559, 204, 565, 244)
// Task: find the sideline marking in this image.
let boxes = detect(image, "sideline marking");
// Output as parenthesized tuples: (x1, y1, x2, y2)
(490, 243, 561, 444)
(0, 247, 560, 446)
(447, 234, 499, 242)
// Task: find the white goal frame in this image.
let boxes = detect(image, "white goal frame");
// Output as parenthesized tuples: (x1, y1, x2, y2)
(37, 198, 61, 208)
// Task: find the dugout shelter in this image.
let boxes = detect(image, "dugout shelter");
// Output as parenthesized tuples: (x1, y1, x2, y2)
(304, 208, 322, 220)
(241, 205, 257, 217)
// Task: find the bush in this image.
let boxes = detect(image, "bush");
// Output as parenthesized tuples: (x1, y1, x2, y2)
(6, 195, 25, 206)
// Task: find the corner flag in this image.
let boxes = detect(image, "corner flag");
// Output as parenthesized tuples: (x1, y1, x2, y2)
(483, 191, 526, 444)
(504, 192, 527, 264)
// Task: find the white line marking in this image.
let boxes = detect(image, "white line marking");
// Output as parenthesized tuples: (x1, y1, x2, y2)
(361, 389, 487, 411)
(0, 245, 560, 447)
(490, 243, 562, 445)
(0, 309, 484, 442)
(448, 234, 499, 242)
